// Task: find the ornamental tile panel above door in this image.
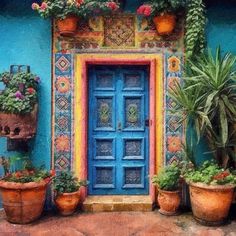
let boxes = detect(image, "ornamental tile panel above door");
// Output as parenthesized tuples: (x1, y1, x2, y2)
(88, 65, 149, 195)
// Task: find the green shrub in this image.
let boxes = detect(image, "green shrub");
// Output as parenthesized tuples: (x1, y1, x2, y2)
(152, 163, 181, 191)
(53, 171, 88, 194)
(184, 161, 236, 185)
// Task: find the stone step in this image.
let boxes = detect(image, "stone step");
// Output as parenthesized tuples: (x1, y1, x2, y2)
(83, 195, 153, 212)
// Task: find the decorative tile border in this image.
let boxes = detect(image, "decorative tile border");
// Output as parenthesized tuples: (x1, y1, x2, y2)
(165, 53, 184, 164)
(54, 54, 74, 171)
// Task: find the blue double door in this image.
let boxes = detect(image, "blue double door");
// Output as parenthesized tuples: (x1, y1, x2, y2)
(88, 65, 149, 195)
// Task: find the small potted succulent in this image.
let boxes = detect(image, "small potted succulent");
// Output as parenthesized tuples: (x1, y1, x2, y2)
(0, 71, 39, 139)
(0, 155, 54, 224)
(137, 0, 186, 35)
(32, 0, 120, 36)
(184, 161, 236, 226)
(152, 162, 181, 215)
(53, 171, 88, 216)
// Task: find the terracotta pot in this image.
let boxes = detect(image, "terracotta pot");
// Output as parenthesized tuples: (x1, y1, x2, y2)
(56, 16, 78, 37)
(157, 189, 181, 215)
(189, 182, 235, 226)
(0, 105, 37, 139)
(0, 180, 48, 224)
(153, 14, 176, 35)
(54, 191, 80, 216)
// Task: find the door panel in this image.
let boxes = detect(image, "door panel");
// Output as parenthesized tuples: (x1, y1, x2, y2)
(88, 65, 149, 195)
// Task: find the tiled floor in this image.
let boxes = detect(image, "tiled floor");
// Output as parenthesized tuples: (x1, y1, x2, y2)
(0, 210, 235, 236)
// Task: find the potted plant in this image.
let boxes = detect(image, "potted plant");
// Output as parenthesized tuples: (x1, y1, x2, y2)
(152, 162, 181, 215)
(53, 171, 88, 216)
(32, 0, 120, 36)
(184, 161, 236, 225)
(137, 0, 187, 35)
(0, 155, 54, 224)
(169, 47, 236, 225)
(0, 71, 39, 139)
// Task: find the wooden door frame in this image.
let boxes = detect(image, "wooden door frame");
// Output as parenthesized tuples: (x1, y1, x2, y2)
(74, 54, 164, 203)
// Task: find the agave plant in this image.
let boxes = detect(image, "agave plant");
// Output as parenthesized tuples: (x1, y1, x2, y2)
(169, 47, 236, 168)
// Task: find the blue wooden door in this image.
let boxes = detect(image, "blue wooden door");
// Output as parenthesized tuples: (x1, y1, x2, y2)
(88, 65, 149, 195)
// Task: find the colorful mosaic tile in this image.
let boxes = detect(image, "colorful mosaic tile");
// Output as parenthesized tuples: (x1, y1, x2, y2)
(54, 54, 73, 172)
(165, 53, 184, 164)
(104, 16, 135, 47)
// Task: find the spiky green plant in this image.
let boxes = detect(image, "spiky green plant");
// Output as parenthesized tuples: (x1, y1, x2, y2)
(169, 47, 236, 168)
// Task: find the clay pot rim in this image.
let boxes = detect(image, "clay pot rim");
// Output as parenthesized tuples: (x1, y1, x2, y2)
(188, 182, 235, 190)
(55, 190, 80, 196)
(0, 179, 49, 190)
(153, 13, 176, 19)
(158, 189, 180, 194)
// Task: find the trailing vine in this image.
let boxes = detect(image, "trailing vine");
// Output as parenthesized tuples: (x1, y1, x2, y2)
(185, 0, 206, 58)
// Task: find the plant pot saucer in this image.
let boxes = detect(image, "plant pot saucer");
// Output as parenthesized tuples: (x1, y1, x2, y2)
(158, 209, 180, 216)
(193, 216, 228, 227)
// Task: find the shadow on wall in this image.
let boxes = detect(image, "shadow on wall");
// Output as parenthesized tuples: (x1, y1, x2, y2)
(206, 0, 236, 55)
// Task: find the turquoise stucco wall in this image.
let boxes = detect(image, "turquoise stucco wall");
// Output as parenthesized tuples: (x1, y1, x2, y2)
(206, 1, 236, 54)
(0, 1, 51, 172)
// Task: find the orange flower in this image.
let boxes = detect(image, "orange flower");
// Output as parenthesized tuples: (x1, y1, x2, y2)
(167, 136, 182, 153)
(56, 76, 70, 93)
(55, 135, 70, 152)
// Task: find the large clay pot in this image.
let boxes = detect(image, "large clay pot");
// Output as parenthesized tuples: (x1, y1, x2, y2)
(56, 16, 78, 37)
(189, 182, 235, 226)
(0, 180, 48, 224)
(0, 105, 37, 139)
(157, 189, 181, 215)
(153, 14, 176, 35)
(54, 191, 80, 216)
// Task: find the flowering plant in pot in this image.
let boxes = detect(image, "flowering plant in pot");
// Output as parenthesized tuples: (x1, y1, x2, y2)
(32, 0, 120, 36)
(0, 71, 39, 139)
(169, 47, 236, 225)
(53, 171, 88, 216)
(0, 155, 54, 224)
(137, 0, 186, 35)
(152, 162, 181, 215)
(184, 161, 236, 225)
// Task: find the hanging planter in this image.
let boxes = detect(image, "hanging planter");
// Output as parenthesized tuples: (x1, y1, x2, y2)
(0, 69, 39, 139)
(32, 0, 120, 37)
(56, 15, 78, 37)
(0, 105, 38, 139)
(153, 13, 176, 35)
(137, 1, 186, 36)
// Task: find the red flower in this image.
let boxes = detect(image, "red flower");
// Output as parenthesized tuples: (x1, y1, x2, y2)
(27, 87, 36, 94)
(15, 171, 22, 178)
(40, 2, 48, 11)
(213, 171, 230, 180)
(107, 2, 119, 11)
(137, 5, 152, 17)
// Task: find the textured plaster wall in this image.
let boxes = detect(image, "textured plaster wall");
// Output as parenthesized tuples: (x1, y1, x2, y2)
(0, 1, 51, 172)
(207, 1, 236, 54)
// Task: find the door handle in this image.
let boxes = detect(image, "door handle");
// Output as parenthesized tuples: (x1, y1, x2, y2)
(117, 121, 122, 131)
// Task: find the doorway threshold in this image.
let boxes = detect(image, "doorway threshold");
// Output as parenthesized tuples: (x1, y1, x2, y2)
(83, 195, 153, 212)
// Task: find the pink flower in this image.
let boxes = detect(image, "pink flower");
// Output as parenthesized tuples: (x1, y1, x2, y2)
(40, 2, 48, 11)
(137, 4, 152, 17)
(31, 3, 39, 10)
(107, 2, 119, 11)
(15, 91, 24, 100)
